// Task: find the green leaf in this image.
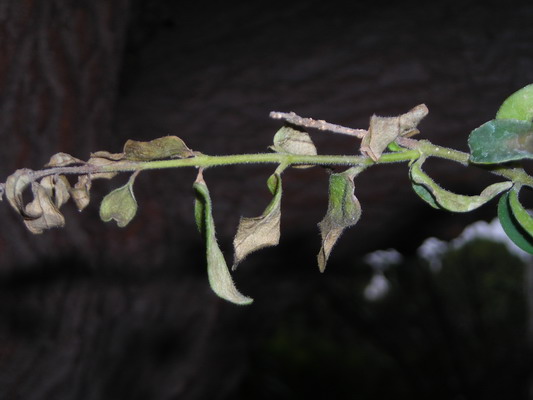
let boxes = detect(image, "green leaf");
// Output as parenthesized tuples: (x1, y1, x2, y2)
(508, 187, 533, 238)
(270, 126, 317, 168)
(361, 104, 428, 161)
(468, 119, 533, 164)
(99, 172, 139, 227)
(124, 136, 194, 161)
(193, 171, 253, 305)
(496, 83, 533, 122)
(498, 190, 533, 254)
(232, 166, 284, 269)
(317, 166, 364, 272)
(410, 157, 512, 212)
(411, 183, 442, 209)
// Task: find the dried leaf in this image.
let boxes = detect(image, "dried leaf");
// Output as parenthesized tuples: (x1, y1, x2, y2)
(317, 166, 364, 272)
(233, 168, 283, 269)
(5, 168, 34, 217)
(90, 151, 125, 161)
(24, 182, 65, 234)
(45, 152, 84, 167)
(410, 157, 512, 212)
(361, 104, 428, 161)
(124, 136, 194, 161)
(194, 170, 253, 305)
(40, 175, 71, 208)
(86, 156, 120, 180)
(70, 175, 92, 211)
(99, 172, 139, 228)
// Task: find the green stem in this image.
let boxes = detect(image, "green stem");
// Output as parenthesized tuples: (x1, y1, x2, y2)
(15, 139, 533, 189)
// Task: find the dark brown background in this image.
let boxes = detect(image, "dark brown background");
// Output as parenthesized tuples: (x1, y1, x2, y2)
(0, 1, 532, 399)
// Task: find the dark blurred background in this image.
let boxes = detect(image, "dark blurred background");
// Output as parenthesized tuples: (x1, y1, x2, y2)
(1, 0, 533, 398)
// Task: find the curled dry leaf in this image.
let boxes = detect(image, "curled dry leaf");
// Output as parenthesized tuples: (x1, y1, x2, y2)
(86, 156, 120, 180)
(317, 166, 364, 272)
(45, 152, 84, 167)
(361, 104, 428, 161)
(5, 169, 34, 218)
(194, 170, 253, 305)
(40, 175, 71, 208)
(233, 168, 284, 269)
(124, 136, 194, 161)
(24, 182, 65, 234)
(69, 175, 92, 211)
(90, 150, 125, 161)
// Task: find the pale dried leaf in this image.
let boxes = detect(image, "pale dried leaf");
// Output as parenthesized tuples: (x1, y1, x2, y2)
(124, 136, 194, 161)
(24, 182, 65, 234)
(5, 168, 34, 217)
(39, 175, 70, 208)
(69, 175, 92, 211)
(86, 156, 119, 180)
(233, 172, 282, 269)
(45, 152, 84, 167)
(90, 151, 125, 161)
(361, 104, 428, 161)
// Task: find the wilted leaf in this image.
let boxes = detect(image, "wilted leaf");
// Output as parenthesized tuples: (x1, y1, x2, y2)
(5, 169, 34, 217)
(498, 190, 533, 254)
(86, 156, 120, 180)
(194, 170, 253, 305)
(317, 166, 364, 272)
(24, 182, 65, 234)
(124, 136, 194, 161)
(90, 151, 125, 161)
(233, 167, 283, 269)
(271, 126, 317, 156)
(70, 175, 92, 211)
(468, 119, 533, 164)
(410, 157, 512, 212)
(45, 152, 84, 167)
(40, 175, 71, 208)
(361, 104, 428, 161)
(99, 172, 139, 227)
(496, 83, 533, 122)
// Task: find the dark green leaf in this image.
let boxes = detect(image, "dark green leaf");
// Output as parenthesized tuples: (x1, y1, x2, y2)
(498, 190, 533, 254)
(468, 119, 533, 164)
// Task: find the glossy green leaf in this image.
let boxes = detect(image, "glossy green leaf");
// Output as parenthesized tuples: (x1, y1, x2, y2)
(496, 84, 533, 122)
(468, 119, 533, 164)
(233, 166, 284, 270)
(193, 171, 253, 305)
(508, 187, 533, 238)
(99, 172, 138, 227)
(498, 191, 533, 254)
(410, 158, 512, 212)
(317, 166, 364, 272)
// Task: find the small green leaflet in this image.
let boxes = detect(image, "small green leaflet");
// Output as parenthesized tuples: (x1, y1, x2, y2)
(193, 171, 253, 305)
(317, 166, 364, 272)
(99, 172, 139, 227)
(497, 189, 533, 254)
